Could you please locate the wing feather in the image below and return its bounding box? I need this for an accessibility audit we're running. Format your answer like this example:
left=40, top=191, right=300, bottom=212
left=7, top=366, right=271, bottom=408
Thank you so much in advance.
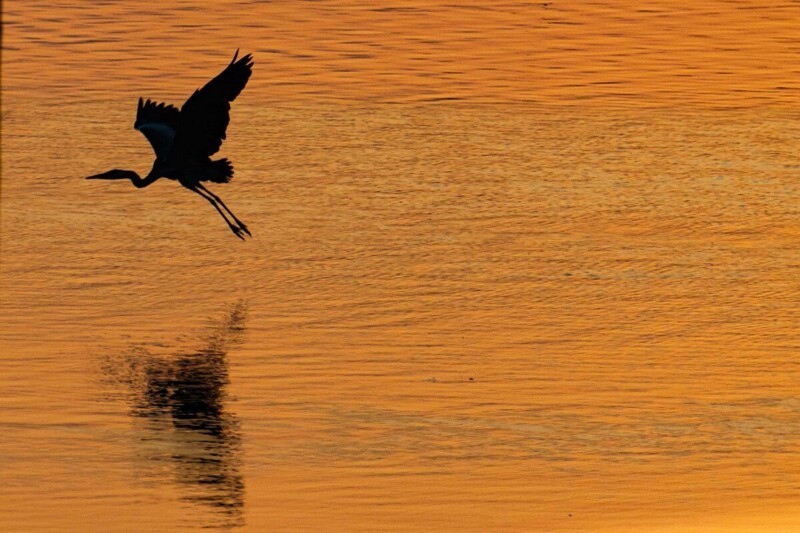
left=171, top=51, right=254, bottom=159
left=134, top=98, right=181, bottom=159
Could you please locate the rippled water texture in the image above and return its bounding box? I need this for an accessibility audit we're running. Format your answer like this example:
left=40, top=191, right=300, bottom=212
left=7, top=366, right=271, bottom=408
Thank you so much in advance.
left=2, top=1, right=800, bottom=531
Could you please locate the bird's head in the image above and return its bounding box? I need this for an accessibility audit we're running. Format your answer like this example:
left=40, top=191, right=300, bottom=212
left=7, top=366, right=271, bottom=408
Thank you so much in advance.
left=86, top=169, right=138, bottom=181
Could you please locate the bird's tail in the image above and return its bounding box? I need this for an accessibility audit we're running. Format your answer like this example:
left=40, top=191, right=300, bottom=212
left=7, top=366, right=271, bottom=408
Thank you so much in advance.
left=208, top=158, right=234, bottom=183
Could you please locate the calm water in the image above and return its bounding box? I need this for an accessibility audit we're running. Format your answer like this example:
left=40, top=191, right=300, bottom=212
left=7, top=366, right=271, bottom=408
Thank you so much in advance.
left=3, top=1, right=800, bottom=531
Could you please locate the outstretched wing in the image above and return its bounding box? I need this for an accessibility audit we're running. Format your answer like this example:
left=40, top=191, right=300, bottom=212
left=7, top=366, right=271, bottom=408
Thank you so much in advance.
left=134, top=98, right=181, bottom=159
left=171, top=50, right=254, bottom=159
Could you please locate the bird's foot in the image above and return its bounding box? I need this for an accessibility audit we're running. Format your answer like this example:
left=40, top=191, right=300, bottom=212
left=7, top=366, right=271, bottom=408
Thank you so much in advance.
left=238, top=222, right=252, bottom=237
left=230, top=224, right=247, bottom=241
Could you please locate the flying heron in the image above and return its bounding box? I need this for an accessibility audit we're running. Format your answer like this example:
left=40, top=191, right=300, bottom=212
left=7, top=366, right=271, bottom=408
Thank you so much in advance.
left=87, top=50, right=254, bottom=240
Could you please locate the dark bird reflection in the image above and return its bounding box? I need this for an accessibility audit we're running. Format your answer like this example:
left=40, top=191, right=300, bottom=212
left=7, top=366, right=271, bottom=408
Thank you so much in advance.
left=110, top=302, right=247, bottom=528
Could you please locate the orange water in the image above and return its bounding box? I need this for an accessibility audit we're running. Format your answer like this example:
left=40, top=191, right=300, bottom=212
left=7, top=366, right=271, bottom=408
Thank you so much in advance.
left=2, top=1, right=800, bottom=531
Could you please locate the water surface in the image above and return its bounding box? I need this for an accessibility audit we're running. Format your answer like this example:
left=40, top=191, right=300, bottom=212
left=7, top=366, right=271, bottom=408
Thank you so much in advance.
left=2, top=1, right=800, bottom=531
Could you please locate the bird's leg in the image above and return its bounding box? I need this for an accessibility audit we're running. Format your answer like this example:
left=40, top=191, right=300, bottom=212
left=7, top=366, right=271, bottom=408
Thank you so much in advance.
left=189, top=186, right=246, bottom=240
left=197, top=183, right=251, bottom=237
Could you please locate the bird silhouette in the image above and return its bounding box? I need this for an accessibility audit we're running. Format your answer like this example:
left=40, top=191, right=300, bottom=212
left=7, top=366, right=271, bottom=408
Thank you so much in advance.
left=87, top=50, right=254, bottom=240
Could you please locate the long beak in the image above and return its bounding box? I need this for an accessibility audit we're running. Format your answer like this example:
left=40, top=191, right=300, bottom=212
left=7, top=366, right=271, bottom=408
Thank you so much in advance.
left=86, top=170, right=127, bottom=180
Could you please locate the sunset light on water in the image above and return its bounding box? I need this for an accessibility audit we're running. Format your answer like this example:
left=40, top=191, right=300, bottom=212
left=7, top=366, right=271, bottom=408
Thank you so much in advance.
left=2, top=1, right=800, bottom=531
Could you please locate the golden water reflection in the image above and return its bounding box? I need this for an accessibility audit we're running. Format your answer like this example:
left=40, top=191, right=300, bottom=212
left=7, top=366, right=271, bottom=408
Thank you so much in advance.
left=106, top=303, right=247, bottom=528
left=3, top=0, right=800, bottom=531
left=3, top=0, right=799, bottom=107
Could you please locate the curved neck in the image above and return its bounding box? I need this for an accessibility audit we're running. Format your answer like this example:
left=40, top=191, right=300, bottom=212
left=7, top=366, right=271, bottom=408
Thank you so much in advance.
left=131, top=169, right=160, bottom=188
